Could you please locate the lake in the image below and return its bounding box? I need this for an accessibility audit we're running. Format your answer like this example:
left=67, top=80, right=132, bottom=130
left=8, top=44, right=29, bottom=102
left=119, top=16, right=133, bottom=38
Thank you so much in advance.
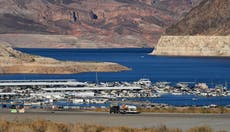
left=1, top=48, right=230, bottom=84
left=1, top=48, right=230, bottom=106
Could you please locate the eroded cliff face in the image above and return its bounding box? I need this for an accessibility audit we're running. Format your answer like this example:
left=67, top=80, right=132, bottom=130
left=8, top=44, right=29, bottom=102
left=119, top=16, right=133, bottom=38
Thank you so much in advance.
left=0, top=0, right=202, bottom=48
left=152, top=36, right=230, bottom=56
left=152, top=0, right=230, bottom=56
left=0, top=42, right=129, bottom=74
left=165, top=0, right=230, bottom=35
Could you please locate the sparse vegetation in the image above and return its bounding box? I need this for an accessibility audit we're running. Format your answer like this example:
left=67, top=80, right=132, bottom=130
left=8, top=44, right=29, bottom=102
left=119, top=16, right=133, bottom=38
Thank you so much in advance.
left=91, top=107, right=230, bottom=114
left=187, top=126, right=227, bottom=132
left=0, top=119, right=225, bottom=132
left=138, top=107, right=230, bottom=114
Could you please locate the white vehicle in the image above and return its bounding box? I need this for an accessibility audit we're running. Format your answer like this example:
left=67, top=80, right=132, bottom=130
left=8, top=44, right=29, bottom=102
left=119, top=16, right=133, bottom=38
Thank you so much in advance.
left=119, top=105, right=140, bottom=114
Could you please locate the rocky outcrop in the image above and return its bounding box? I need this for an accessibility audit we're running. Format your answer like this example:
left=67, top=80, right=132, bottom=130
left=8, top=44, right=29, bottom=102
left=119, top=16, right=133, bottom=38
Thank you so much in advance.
left=152, top=36, right=230, bottom=56
left=165, top=0, right=230, bottom=35
left=152, top=0, right=230, bottom=56
left=0, top=42, right=129, bottom=74
left=0, top=0, right=202, bottom=48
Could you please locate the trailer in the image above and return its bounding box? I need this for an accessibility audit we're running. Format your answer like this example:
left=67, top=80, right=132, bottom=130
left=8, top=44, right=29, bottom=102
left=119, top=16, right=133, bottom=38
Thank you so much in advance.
left=109, top=104, right=140, bottom=114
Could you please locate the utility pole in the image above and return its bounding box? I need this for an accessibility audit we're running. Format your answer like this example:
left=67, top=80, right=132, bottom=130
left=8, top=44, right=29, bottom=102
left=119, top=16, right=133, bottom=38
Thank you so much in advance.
left=96, top=72, right=99, bottom=86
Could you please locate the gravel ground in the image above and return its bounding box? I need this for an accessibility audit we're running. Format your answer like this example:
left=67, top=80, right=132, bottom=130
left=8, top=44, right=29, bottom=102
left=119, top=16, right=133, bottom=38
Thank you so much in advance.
left=0, top=110, right=229, bottom=131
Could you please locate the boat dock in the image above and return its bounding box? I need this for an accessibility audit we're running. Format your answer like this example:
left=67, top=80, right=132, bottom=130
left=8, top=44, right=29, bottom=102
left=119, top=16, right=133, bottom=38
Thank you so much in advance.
left=0, top=79, right=229, bottom=109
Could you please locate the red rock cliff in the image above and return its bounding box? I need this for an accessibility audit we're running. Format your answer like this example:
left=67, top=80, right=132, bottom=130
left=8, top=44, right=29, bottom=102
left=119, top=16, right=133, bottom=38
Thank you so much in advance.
left=0, top=0, right=202, bottom=48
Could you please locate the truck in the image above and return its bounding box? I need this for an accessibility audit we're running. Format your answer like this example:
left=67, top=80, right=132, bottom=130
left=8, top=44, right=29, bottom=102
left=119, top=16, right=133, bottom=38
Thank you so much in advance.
left=109, top=104, right=140, bottom=114
left=10, top=102, right=25, bottom=113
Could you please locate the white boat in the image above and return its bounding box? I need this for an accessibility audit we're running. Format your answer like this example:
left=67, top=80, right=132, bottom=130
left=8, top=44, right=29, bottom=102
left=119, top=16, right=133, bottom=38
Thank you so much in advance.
left=172, top=92, right=182, bottom=95
left=135, top=78, right=152, bottom=87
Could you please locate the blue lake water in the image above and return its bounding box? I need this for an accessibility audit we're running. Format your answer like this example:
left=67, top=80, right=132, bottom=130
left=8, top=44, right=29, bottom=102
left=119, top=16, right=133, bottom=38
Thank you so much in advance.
left=2, top=48, right=230, bottom=84
left=49, top=95, right=230, bottom=107
left=0, top=48, right=230, bottom=106
left=131, top=94, right=230, bottom=106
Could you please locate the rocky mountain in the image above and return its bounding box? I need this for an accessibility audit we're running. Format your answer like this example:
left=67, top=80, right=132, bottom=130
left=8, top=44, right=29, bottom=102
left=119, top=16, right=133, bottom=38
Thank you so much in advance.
left=152, top=0, right=230, bottom=56
left=165, top=0, right=230, bottom=35
left=0, top=0, right=201, bottom=48
left=0, top=42, right=128, bottom=74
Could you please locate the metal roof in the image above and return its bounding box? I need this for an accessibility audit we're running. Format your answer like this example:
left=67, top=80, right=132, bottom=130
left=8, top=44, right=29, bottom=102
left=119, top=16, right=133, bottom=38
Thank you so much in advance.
left=0, top=81, right=87, bottom=86
left=42, top=86, right=142, bottom=91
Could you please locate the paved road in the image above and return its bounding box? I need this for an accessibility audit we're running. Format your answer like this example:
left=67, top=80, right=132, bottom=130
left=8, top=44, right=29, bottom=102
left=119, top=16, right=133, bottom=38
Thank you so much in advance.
left=0, top=111, right=229, bottom=131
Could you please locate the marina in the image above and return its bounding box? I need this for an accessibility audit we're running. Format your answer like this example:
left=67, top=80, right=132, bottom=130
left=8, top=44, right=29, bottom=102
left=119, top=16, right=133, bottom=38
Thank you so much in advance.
left=0, top=1, right=229, bottom=131
left=0, top=48, right=230, bottom=111
left=0, top=79, right=230, bottom=111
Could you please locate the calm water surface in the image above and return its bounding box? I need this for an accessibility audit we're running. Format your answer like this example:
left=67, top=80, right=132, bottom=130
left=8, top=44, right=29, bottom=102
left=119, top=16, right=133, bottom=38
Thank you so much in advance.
left=1, top=48, right=229, bottom=84
left=1, top=48, right=230, bottom=106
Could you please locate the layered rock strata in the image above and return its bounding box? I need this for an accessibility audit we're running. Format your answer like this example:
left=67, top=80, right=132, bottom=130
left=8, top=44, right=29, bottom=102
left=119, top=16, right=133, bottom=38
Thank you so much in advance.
left=0, top=34, right=142, bottom=48
left=152, top=36, right=230, bottom=56
left=0, top=42, right=129, bottom=74
left=0, top=0, right=202, bottom=48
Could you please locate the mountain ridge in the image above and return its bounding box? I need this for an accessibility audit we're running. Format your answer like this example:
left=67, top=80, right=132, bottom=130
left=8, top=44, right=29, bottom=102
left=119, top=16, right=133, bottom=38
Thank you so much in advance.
left=0, top=0, right=201, bottom=48
left=152, top=0, right=230, bottom=56
left=165, top=0, right=230, bottom=35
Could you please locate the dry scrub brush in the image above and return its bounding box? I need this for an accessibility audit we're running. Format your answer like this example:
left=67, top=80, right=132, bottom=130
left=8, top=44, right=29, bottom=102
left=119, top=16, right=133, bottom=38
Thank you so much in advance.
left=0, top=119, right=226, bottom=132
left=139, top=107, right=230, bottom=113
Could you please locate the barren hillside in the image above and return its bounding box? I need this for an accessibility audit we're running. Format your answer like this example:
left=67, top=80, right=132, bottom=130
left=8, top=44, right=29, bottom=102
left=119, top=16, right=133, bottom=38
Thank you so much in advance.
left=152, top=0, right=230, bottom=56
left=165, top=0, right=230, bottom=35
left=0, top=42, right=128, bottom=74
left=0, top=0, right=201, bottom=48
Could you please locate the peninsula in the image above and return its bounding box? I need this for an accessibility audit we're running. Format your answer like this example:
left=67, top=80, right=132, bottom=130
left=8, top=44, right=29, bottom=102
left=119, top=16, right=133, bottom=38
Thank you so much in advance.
left=0, top=42, right=129, bottom=74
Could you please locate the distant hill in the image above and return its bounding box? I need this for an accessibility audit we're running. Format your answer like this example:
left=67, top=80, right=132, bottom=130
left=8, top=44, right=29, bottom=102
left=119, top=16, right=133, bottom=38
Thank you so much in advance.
left=165, top=0, right=230, bottom=35
left=0, top=0, right=201, bottom=48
